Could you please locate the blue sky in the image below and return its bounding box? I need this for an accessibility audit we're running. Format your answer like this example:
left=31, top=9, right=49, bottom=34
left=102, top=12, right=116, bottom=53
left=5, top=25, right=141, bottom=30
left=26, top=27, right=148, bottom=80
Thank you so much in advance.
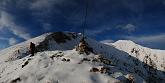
left=0, top=0, right=165, bottom=50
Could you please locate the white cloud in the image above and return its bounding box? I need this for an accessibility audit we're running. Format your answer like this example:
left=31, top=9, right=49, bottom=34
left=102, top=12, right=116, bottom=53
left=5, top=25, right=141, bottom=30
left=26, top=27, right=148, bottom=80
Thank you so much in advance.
left=29, top=0, right=66, bottom=16
left=0, top=11, right=31, bottom=40
left=121, top=0, right=144, bottom=13
left=124, top=34, right=165, bottom=49
left=163, top=0, right=165, bottom=5
left=87, top=26, right=112, bottom=36
left=125, top=34, right=165, bottom=43
left=30, top=0, right=55, bottom=10
left=117, top=24, right=136, bottom=32
left=87, top=23, right=136, bottom=36
left=43, top=23, right=52, bottom=31
left=9, top=38, right=17, bottom=45
left=0, top=37, right=8, bottom=40
left=100, top=39, right=114, bottom=43
left=0, top=42, right=8, bottom=50
left=0, top=37, right=18, bottom=46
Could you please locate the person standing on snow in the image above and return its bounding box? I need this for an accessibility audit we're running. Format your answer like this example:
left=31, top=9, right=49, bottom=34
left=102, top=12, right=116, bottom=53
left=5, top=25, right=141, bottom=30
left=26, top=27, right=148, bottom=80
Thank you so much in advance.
left=29, top=42, right=36, bottom=57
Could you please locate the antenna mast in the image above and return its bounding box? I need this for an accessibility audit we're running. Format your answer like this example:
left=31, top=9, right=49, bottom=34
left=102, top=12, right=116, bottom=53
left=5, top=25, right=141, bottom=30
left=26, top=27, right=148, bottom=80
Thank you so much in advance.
left=82, top=0, right=88, bottom=38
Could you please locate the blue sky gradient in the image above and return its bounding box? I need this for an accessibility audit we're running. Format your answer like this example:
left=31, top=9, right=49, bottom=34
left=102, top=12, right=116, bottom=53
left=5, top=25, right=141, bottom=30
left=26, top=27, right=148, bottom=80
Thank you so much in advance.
left=0, top=0, right=165, bottom=50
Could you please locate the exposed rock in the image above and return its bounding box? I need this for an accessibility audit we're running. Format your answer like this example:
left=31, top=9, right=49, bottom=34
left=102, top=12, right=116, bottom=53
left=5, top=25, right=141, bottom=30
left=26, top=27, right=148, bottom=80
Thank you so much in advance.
left=50, top=52, right=64, bottom=60
left=66, top=59, right=70, bottom=62
left=100, top=66, right=110, bottom=74
left=90, top=66, right=110, bottom=74
left=36, top=32, right=77, bottom=52
left=76, top=38, right=93, bottom=55
left=22, top=61, right=29, bottom=68
left=82, top=58, right=91, bottom=61
left=10, top=77, right=21, bottom=83
left=90, top=67, right=100, bottom=72
left=22, top=58, right=32, bottom=68
left=126, top=74, right=135, bottom=83
left=62, top=58, right=67, bottom=61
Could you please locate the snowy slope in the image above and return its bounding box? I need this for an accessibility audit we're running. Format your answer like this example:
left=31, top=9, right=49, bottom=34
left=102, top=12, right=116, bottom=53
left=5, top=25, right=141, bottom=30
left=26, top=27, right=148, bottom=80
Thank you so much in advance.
left=0, top=32, right=80, bottom=62
left=103, top=40, right=165, bottom=82
left=112, top=40, right=165, bottom=71
left=0, top=32, right=164, bottom=83
left=0, top=50, right=122, bottom=83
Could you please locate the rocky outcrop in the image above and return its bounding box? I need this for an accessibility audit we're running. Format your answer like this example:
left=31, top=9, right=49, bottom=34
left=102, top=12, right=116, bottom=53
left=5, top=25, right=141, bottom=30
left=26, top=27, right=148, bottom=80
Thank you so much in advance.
left=76, top=38, right=93, bottom=55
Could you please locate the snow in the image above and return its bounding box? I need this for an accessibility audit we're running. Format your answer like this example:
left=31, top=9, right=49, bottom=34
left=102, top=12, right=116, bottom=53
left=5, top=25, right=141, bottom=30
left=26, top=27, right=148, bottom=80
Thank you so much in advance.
left=0, top=32, right=165, bottom=83
left=0, top=33, right=51, bottom=63
left=111, top=40, right=165, bottom=71
left=0, top=50, right=124, bottom=83
left=103, top=40, right=165, bottom=82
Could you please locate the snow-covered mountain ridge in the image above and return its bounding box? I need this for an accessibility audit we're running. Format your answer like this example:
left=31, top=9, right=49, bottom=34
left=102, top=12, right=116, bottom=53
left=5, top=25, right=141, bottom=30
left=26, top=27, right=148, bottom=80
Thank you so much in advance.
left=0, top=32, right=165, bottom=83
left=111, top=40, right=165, bottom=71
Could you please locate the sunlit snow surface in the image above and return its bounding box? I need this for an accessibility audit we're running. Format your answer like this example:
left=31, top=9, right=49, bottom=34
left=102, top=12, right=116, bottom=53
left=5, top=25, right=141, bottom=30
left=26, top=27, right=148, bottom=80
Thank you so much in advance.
left=0, top=32, right=164, bottom=83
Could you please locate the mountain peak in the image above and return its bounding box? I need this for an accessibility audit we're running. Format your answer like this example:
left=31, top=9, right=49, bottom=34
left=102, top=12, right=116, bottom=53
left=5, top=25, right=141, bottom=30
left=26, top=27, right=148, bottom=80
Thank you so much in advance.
left=0, top=32, right=165, bottom=83
left=114, top=40, right=136, bottom=45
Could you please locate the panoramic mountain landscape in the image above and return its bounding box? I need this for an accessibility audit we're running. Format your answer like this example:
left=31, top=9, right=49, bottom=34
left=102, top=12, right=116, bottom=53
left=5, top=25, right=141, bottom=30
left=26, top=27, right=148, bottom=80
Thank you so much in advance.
left=0, top=0, right=165, bottom=83
left=0, top=32, right=164, bottom=83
